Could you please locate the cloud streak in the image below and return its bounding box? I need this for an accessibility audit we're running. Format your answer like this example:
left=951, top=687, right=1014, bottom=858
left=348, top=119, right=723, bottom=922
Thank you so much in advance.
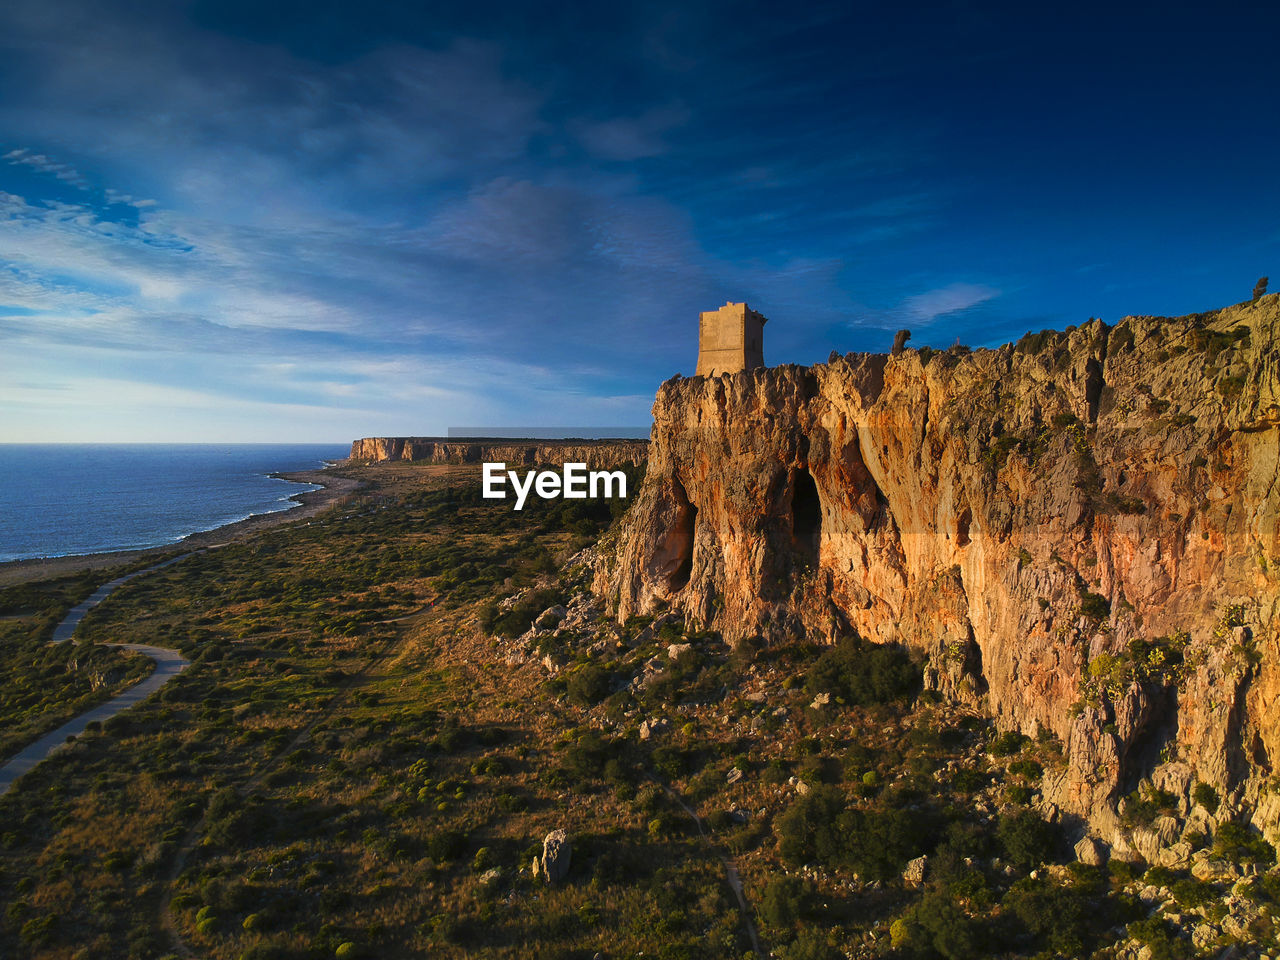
left=899, top=283, right=1001, bottom=324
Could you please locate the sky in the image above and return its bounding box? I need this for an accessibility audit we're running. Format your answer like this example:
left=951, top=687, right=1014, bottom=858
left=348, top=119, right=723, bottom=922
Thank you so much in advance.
left=1, top=0, right=1277, bottom=442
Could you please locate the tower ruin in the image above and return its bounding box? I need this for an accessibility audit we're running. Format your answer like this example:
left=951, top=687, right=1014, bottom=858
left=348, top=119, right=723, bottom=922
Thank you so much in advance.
left=694, top=301, right=767, bottom=377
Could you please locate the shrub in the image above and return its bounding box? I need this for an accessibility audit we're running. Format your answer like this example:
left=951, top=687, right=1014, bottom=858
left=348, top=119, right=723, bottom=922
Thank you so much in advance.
left=758, top=875, right=808, bottom=930
left=892, top=890, right=984, bottom=960
left=804, top=634, right=920, bottom=706
left=996, top=808, right=1059, bottom=869
left=651, top=745, right=687, bottom=779
left=782, top=928, right=840, bottom=960
left=1079, top=591, right=1110, bottom=622
left=1213, top=822, right=1275, bottom=864
left=1008, top=758, right=1043, bottom=780
left=1127, top=916, right=1194, bottom=960
left=775, top=785, right=941, bottom=880
left=1218, top=375, right=1246, bottom=398
left=1170, top=877, right=1215, bottom=908
left=1192, top=781, right=1219, bottom=812
left=950, top=767, right=988, bottom=792
left=1004, top=875, right=1093, bottom=956
left=989, top=730, right=1028, bottom=756
left=425, top=830, right=466, bottom=863
left=19, top=914, right=57, bottom=946
left=566, top=664, right=611, bottom=706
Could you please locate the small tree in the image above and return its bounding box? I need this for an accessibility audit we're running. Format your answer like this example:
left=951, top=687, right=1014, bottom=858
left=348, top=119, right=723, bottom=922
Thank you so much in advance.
left=1254, top=276, right=1269, bottom=301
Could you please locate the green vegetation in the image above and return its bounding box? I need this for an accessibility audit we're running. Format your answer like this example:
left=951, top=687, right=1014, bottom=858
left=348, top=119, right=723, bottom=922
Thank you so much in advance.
left=1081, top=633, right=1189, bottom=706
left=803, top=633, right=920, bottom=706
left=1190, top=324, right=1251, bottom=361
left=0, top=567, right=158, bottom=757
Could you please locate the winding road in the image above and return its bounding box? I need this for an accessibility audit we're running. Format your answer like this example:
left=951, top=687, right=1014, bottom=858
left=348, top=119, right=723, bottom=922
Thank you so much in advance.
left=0, top=555, right=193, bottom=798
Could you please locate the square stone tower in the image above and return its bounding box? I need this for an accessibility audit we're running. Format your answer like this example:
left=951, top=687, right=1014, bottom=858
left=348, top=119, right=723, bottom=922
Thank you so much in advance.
left=695, top=301, right=767, bottom=376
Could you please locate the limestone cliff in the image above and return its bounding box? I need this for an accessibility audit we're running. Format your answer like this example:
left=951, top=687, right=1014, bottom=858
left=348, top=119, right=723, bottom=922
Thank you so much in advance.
left=350, top=437, right=647, bottom=469
left=595, top=295, right=1280, bottom=844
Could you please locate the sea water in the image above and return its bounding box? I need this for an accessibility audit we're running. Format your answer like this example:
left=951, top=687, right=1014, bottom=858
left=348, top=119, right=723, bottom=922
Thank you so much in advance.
left=0, top=444, right=350, bottom=562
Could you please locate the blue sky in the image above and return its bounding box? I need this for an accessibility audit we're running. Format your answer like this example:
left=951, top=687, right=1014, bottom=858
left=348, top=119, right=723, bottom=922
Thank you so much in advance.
left=1, top=0, right=1277, bottom=441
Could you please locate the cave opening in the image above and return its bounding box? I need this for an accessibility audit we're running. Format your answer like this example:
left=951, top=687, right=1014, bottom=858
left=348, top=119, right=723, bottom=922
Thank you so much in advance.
left=668, top=477, right=697, bottom=591
left=792, top=468, right=822, bottom=559
left=956, top=506, right=972, bottom=548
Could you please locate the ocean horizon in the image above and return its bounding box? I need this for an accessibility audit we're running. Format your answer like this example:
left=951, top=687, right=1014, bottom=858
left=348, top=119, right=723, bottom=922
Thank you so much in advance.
left=0, top=443, right=350, bottom=563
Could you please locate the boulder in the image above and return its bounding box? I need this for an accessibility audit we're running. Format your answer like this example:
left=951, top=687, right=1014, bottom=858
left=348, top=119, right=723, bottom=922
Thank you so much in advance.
left=902, top=855, right=928, bottom=884
left=1155, top=841, right=1193, bottom=870
left=539, top=829, right=572, bottom=883
left=535, top=605, right=568, bottom=629
left=1191, top=857, right=1239, bottom=882
left=639, top=718, right=668, bottom=741
left=667, top=643, right=693, bottom=661
left=1074, top=836, right=1109, bottom=866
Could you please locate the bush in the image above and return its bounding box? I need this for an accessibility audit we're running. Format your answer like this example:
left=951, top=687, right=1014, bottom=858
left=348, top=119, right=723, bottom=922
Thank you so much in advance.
left=775, top=785, right=941, bottom=880
left=1122, top=786, right=1179, bottom=826
left=650, top=745, right=687, bottom=779
left=1192, top=781, right=1220, bottom=812
left=1008, top=758, right=1043, bottom=779
left=758, top=875, right=808, bottom=930
left=989, top=731, right=1028, bottom=756
left=1127, top=916, right=1194, bottom=960
left=1004, top=875, right=1098, bottom=955
left=804, top=634, right=920, bottom=706
left=425, top=830, right=466, bottom=862
left=566, top=664, right=611, bottom=706
left=1079, top=591, right=1110, bottom=622
left=1169, top=877, right=1215, bottom=908
left=781, top=928, right=840, bottom=960
left=892, top=890, right=984, bottom=960
left=996, top=809, right=1059, bottom=870
left=1213, top=822, right=1275, bottom=864
left=19, top=914, right=57, bottom=946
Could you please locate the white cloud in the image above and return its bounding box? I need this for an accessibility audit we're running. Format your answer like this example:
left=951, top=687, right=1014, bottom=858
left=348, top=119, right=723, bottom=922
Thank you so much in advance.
left=900, top=282, right=1000, bottom=323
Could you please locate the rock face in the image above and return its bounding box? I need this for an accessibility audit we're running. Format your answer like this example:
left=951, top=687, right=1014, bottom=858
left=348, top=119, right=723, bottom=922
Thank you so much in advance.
left=538, top=829, right=571, bottom=883
left=349, top=437, right=647, bottom=469
left=596, top=295, right=1280, bottom=836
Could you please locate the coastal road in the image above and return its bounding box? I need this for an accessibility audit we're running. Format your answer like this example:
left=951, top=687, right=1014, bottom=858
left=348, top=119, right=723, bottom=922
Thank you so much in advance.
left=0, top=644, right=189, bottom=797
left=0, top=554, right=195, bottom=797
left=50, top=553, right=191, bottom=643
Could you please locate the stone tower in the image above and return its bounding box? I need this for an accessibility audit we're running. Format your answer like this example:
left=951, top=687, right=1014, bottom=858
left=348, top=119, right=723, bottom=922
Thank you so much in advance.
left=695, top=301, right=767, bottom=377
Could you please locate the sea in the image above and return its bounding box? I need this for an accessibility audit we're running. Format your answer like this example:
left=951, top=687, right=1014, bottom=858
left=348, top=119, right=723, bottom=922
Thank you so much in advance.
left=0, top=444, right=351, bottom=563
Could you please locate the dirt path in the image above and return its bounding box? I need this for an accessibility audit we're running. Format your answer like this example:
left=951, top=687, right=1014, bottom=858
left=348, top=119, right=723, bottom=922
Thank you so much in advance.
left=656, top=779, right=767, bottom=958
left=0, top=644, right=189, bottom=797
left=51, top=553, right=192, bottom=642
left=0, top=550, right=197, bottom=796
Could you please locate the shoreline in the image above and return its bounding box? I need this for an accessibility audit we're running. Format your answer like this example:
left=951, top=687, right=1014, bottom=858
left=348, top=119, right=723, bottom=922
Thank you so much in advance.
left=0, top=465, right=363, bottom=587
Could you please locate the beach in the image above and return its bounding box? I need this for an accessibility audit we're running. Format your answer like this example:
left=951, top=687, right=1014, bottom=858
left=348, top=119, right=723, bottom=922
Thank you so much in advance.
left=0, top=467, right=363, bottom=587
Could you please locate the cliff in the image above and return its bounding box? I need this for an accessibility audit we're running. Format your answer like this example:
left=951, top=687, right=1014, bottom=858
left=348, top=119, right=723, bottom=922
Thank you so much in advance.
left=596, top=295, right=1280, bottom=844
left=349, top=437, right=648, bottom=469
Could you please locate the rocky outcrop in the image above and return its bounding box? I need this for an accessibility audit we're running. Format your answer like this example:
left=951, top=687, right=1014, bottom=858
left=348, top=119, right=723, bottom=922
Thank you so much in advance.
left=349, top=437, right=647, bottom=469
left=596, top=295, right=1280, bottom=837
left=532, top=829, right=571, bottom=883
